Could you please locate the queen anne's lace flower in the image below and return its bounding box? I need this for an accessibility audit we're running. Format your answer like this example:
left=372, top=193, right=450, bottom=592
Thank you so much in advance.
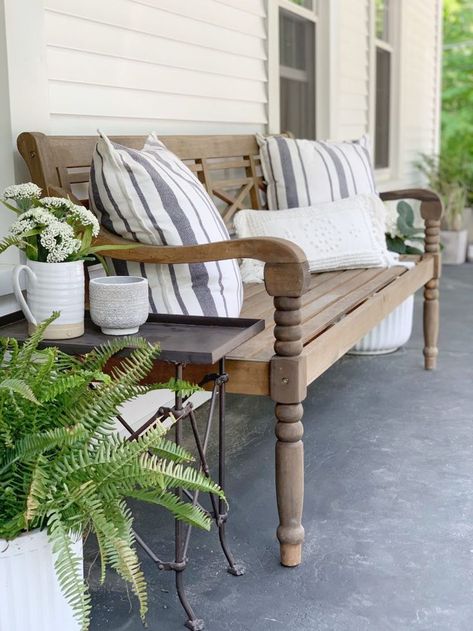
left=68, top=205, right=100, bottom=236
left=20, top=208, right=58, bottom=226
left=40, top=196, right=75, bottom=209
left=41, top=197, right=100, bottom=237
left=9, top=218, right=35, bottom=237
left=39, top=221, right=81, bottom=263
left=3, top=183, right=42, bottom=201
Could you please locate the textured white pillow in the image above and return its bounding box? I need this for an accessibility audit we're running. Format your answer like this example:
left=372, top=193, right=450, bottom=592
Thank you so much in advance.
left=89, top=132, right=243, bottom=317
left=234, top=194, right=393, bottom=283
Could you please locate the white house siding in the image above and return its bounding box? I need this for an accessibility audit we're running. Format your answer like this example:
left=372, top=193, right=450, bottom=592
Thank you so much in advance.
left=336, top=0, right=371, bottom=142
left=44, top=0, right=267, bottom=135
left=333, top=0, right=441, bottom=190
left=397, top=0, right=442, bottom=187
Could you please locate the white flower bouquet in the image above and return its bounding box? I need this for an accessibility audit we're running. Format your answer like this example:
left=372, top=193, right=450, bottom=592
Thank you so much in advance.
left=1, top=183, right=127, bottom=264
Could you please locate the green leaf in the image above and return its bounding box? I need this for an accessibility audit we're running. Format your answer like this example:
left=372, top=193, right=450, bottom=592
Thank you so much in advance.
left=386, top=235, right=407, bottom=254
left=397, top=201, right=415, bottom=227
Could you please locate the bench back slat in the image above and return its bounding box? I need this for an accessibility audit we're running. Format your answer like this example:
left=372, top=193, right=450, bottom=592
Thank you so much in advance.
left=17, top=132, right=267, bottom=229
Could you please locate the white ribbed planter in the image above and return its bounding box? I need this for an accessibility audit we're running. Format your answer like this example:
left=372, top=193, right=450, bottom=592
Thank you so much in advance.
left=0, top=529, right=82, bottom=631
left=350, top=295, right=414, bottom=355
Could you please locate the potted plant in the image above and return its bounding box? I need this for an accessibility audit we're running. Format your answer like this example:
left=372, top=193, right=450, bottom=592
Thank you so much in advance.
left=0, top=184, right=131, bottom=339
left=0, top=314, right=223, bottom=631
left=415, top=153, right=467, bottom=264
left=351, top=201, right=423, bottom=354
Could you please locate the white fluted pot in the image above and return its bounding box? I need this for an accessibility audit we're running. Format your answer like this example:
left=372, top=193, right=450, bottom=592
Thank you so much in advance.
left=0, top=529, right=82, bottom=631
left=350, top=295, right=414, bottom=355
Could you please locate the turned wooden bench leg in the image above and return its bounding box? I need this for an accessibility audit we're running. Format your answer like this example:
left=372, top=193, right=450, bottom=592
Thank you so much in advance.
left=422, top=215, right=441, bottom=370
left=275, top=401, right=305, bottom=567
left=264, top=259, right=310, bottom=567
left=423, top=278, right=439, bottom=370
left=271, top=295, right=307, bottom=567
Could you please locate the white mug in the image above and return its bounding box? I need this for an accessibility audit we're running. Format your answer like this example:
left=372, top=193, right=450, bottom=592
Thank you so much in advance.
left=12, top=259, right=85, bottom=339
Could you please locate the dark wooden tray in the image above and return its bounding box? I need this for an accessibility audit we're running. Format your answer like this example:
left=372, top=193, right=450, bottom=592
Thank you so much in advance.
left=0, top=311, right=265, bottom=365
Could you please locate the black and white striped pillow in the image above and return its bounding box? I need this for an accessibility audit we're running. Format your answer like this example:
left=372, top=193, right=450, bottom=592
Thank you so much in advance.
left=257, top=134, right=377, bottom=209
left=89, top=133, right=243, bottom=317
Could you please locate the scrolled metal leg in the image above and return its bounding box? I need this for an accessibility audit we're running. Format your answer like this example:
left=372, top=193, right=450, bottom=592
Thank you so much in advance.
left=174, top=364, right=204, bottom=631
left=216, top=360, right=245, bottom=576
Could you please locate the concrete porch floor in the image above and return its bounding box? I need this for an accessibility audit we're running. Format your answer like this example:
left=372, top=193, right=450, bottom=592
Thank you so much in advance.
left=88, top=264, right=473, bottom=631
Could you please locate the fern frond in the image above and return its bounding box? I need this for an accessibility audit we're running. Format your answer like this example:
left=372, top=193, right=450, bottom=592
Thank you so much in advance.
left=149, top=437, right=194, bottom=462
left=0, top=425, right=88, bottom=474
left=48, top=511, right=91, bottom=631
left=149, top=377, right=202, bottom=398
left=25, top=455, right=49, bottom=522
left=38, top=372, right=103, bottom=403
left=128, top=488, right=212, bottom=530
left=80, top=336, right=153, bottom=372
left=81, top=496, right=148, bottom=620
left=0, top=378, right=39, bottom=404
left=141, top=457, right=225, bottom=500
left=13, top=313, right=60, bottom=373
left=0, top=235, right=28, bottom=256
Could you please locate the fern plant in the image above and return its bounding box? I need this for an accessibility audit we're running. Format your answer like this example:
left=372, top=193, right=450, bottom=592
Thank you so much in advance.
left=0, top=314, right=224, bottom=630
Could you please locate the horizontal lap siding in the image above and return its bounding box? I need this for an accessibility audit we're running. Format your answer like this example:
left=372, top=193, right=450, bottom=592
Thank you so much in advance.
left=337, top=0, right=370, bottom=140
left=44, top=0, right=267, bottom=135
left=398, top=0, right=440, bottom=186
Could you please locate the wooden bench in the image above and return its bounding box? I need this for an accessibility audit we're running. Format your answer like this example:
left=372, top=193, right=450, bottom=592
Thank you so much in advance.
left=18, top=131, right=442, bottom=568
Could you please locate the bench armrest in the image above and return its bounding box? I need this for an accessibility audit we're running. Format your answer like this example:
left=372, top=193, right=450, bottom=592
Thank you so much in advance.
left=379, top=188, right=443, bottom=221
left=380, top=188, right=442, bottom=276
left=94, top=228, right=310, bottom=298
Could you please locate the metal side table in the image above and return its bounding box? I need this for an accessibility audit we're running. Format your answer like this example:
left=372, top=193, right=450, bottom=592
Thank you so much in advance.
left=0, top=311, right=264, bottom=630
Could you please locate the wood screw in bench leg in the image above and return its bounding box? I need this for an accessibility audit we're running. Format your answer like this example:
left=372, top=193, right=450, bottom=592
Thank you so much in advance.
left=272, top=295, right=305, bottom=567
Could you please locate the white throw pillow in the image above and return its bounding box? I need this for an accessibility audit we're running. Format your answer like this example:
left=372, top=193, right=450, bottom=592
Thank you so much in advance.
left=89, top=132, right=243, bottom=317
left=234, top=194, right=393, bottom=283
left=257, top=134, right=376, bottom=209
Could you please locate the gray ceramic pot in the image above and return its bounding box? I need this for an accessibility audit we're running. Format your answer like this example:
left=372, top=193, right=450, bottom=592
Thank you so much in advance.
left=89, top=276, right=149, bottom=335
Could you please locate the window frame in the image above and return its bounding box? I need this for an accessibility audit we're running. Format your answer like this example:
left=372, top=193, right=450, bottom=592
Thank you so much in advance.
left=370, top=0, right=401, bottom=182
left=267, top=0, right=323, bottom=138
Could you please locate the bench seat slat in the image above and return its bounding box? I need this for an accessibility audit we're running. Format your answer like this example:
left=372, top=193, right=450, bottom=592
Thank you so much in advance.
left=230, top=263, right=418, bottom=362
left=240, top=270, right=349, bottom=319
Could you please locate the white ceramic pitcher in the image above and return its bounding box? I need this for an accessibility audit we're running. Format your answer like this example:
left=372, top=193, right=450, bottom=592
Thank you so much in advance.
left=12, top=259, right=85, bottom=339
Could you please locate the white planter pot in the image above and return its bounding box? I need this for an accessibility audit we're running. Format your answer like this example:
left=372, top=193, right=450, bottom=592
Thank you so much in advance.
left=350, top=295, right=414, bottom=355
left=0, top=529, right=82, bottom=631
left=12, top=259, right=85, bottom=339
left=441, top=229, right=468, bottom=264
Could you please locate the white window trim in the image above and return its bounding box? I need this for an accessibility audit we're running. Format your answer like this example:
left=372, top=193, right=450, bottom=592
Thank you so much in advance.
left=267, top=0, right=335, bottom=139
left=369, top=0, right=402, bottom=184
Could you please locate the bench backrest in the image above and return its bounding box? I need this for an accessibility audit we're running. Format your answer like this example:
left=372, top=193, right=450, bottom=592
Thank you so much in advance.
left=17, top=132, right=267, bottom=230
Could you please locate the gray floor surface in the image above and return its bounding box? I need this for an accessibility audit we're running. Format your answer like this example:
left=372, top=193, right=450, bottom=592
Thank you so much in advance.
left=88, top=264, right=473, bottom=631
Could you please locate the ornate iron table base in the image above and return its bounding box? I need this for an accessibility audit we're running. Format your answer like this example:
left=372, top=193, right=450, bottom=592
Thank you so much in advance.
left=117, top=358, right=244, bottom=630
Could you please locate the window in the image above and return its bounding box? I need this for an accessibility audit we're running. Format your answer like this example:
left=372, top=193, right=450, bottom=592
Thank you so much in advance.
left=374, top=0, right=393, bottom=169
left=278, top=2, right=317, bottom=139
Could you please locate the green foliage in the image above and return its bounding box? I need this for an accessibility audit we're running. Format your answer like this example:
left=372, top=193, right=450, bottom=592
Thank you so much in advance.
left=0, top=314, right=220, bottom=630
left=386, top=201, right=425, bottom=256
left=441, top=0, right=473, bottom=204
left=414, top=153, right=466, bottom=230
